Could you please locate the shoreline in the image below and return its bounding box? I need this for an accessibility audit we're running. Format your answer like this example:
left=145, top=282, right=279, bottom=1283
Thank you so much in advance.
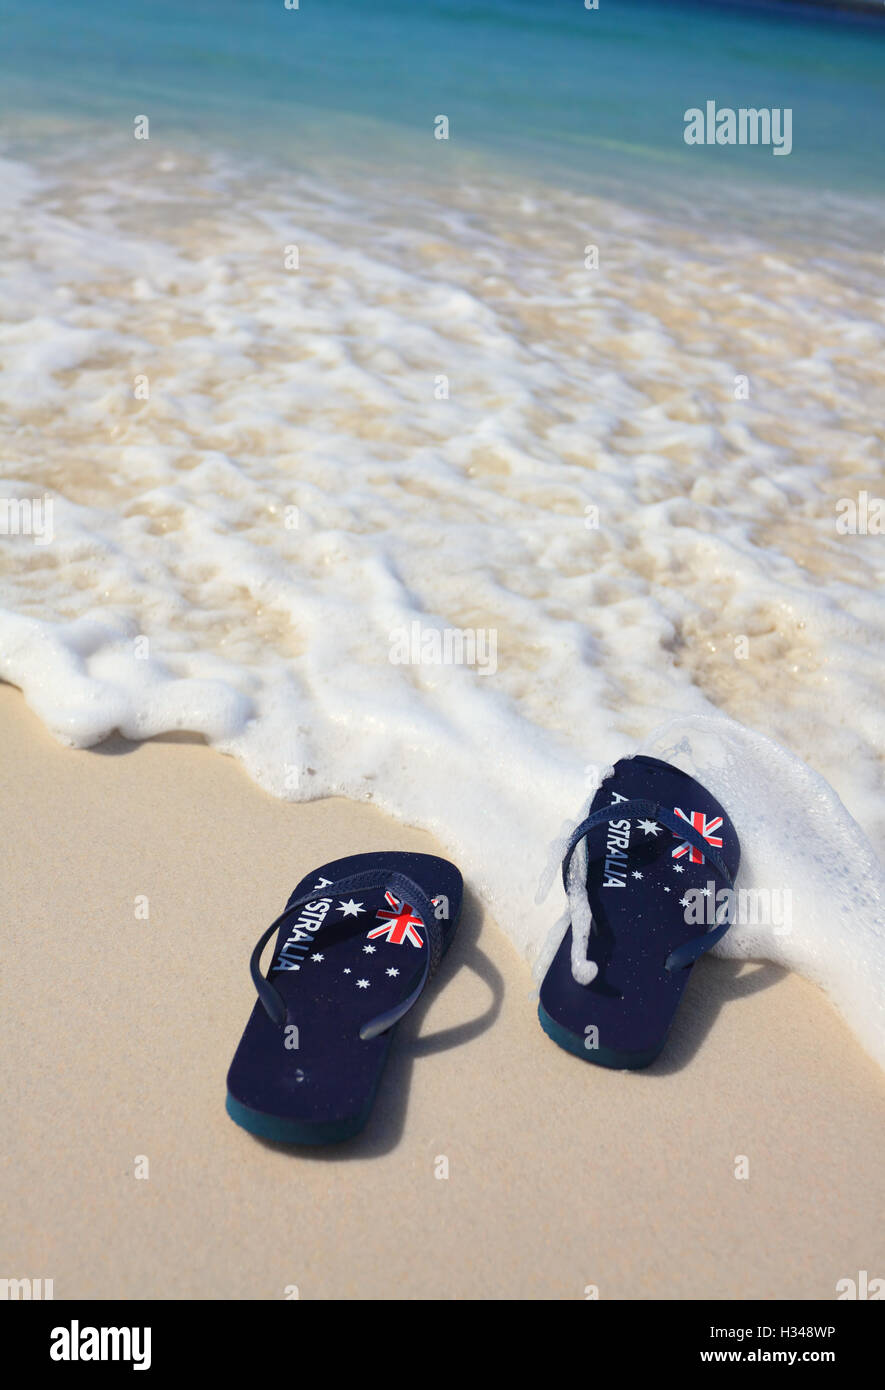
left=2, top=681, right=883, bottom=1299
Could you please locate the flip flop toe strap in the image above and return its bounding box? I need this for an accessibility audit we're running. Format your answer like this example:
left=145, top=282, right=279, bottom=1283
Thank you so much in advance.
left=560, top=797, right=736, bottom=975
left=249, top=870, right=443, bottom=1039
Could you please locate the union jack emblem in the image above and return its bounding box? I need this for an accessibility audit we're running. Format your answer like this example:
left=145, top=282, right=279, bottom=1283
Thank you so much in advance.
left=671, top=807, right=723, bottom=864
left=367, top=892, right=425, bottom=948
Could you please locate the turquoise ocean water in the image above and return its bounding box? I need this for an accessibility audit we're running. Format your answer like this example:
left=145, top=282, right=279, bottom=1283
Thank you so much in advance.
left=1, top=0, right=883, bottom=211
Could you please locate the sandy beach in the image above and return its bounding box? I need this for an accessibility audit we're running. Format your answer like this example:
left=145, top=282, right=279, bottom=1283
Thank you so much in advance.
left=2, top=681, right=882, bottom=1301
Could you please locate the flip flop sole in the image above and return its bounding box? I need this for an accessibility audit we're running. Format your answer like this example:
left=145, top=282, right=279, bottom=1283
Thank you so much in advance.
left=539, top=756, right=740, bottom=1067
left=225, top=1090, right=380, bottom=1145
left=226, top=851, right=462, bottom=1143
left=536, top=1000, right=664, bottom=1071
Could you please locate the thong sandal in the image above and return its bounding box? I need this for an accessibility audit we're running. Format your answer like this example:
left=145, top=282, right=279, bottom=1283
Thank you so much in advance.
left=538, top=755, right=740, bottom=1069
left=226, top=851, right=462, bottom=1142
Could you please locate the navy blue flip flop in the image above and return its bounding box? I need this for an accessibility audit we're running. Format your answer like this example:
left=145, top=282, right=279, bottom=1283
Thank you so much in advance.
left=226, top=851, right=462, bottom=1143
left=538, top=755, right=740, bottom=1069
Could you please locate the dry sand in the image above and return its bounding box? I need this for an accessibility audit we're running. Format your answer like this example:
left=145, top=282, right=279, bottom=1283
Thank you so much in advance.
left=1, top=681, right=882, bottom=1300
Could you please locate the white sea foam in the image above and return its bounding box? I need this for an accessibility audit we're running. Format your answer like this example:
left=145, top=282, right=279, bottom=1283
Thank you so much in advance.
left=0, top=142, right=883, bottom=1063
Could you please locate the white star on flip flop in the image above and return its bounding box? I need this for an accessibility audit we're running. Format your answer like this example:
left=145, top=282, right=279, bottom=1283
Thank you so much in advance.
left=631, top=871, right=643, bottom=880
left=363, top=944, right=376, bottom=954
left=664, top=886, right=671, bottom=893
left=337, top=899, right=365, bottom=917
left=637, top=819, right=661, bottom=836
left=386, top=967, right=399, bottom=977
left=343, top=968, right=351, bottom=974
left=673, top=864, right=684, bottom=873
left=679, top=895, right=691, bottom=907
left=356, top=979, right=370, bottom=989
left=310, top=953, right=324, bottom=962
left=700, top=887, right=711, bottom=897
